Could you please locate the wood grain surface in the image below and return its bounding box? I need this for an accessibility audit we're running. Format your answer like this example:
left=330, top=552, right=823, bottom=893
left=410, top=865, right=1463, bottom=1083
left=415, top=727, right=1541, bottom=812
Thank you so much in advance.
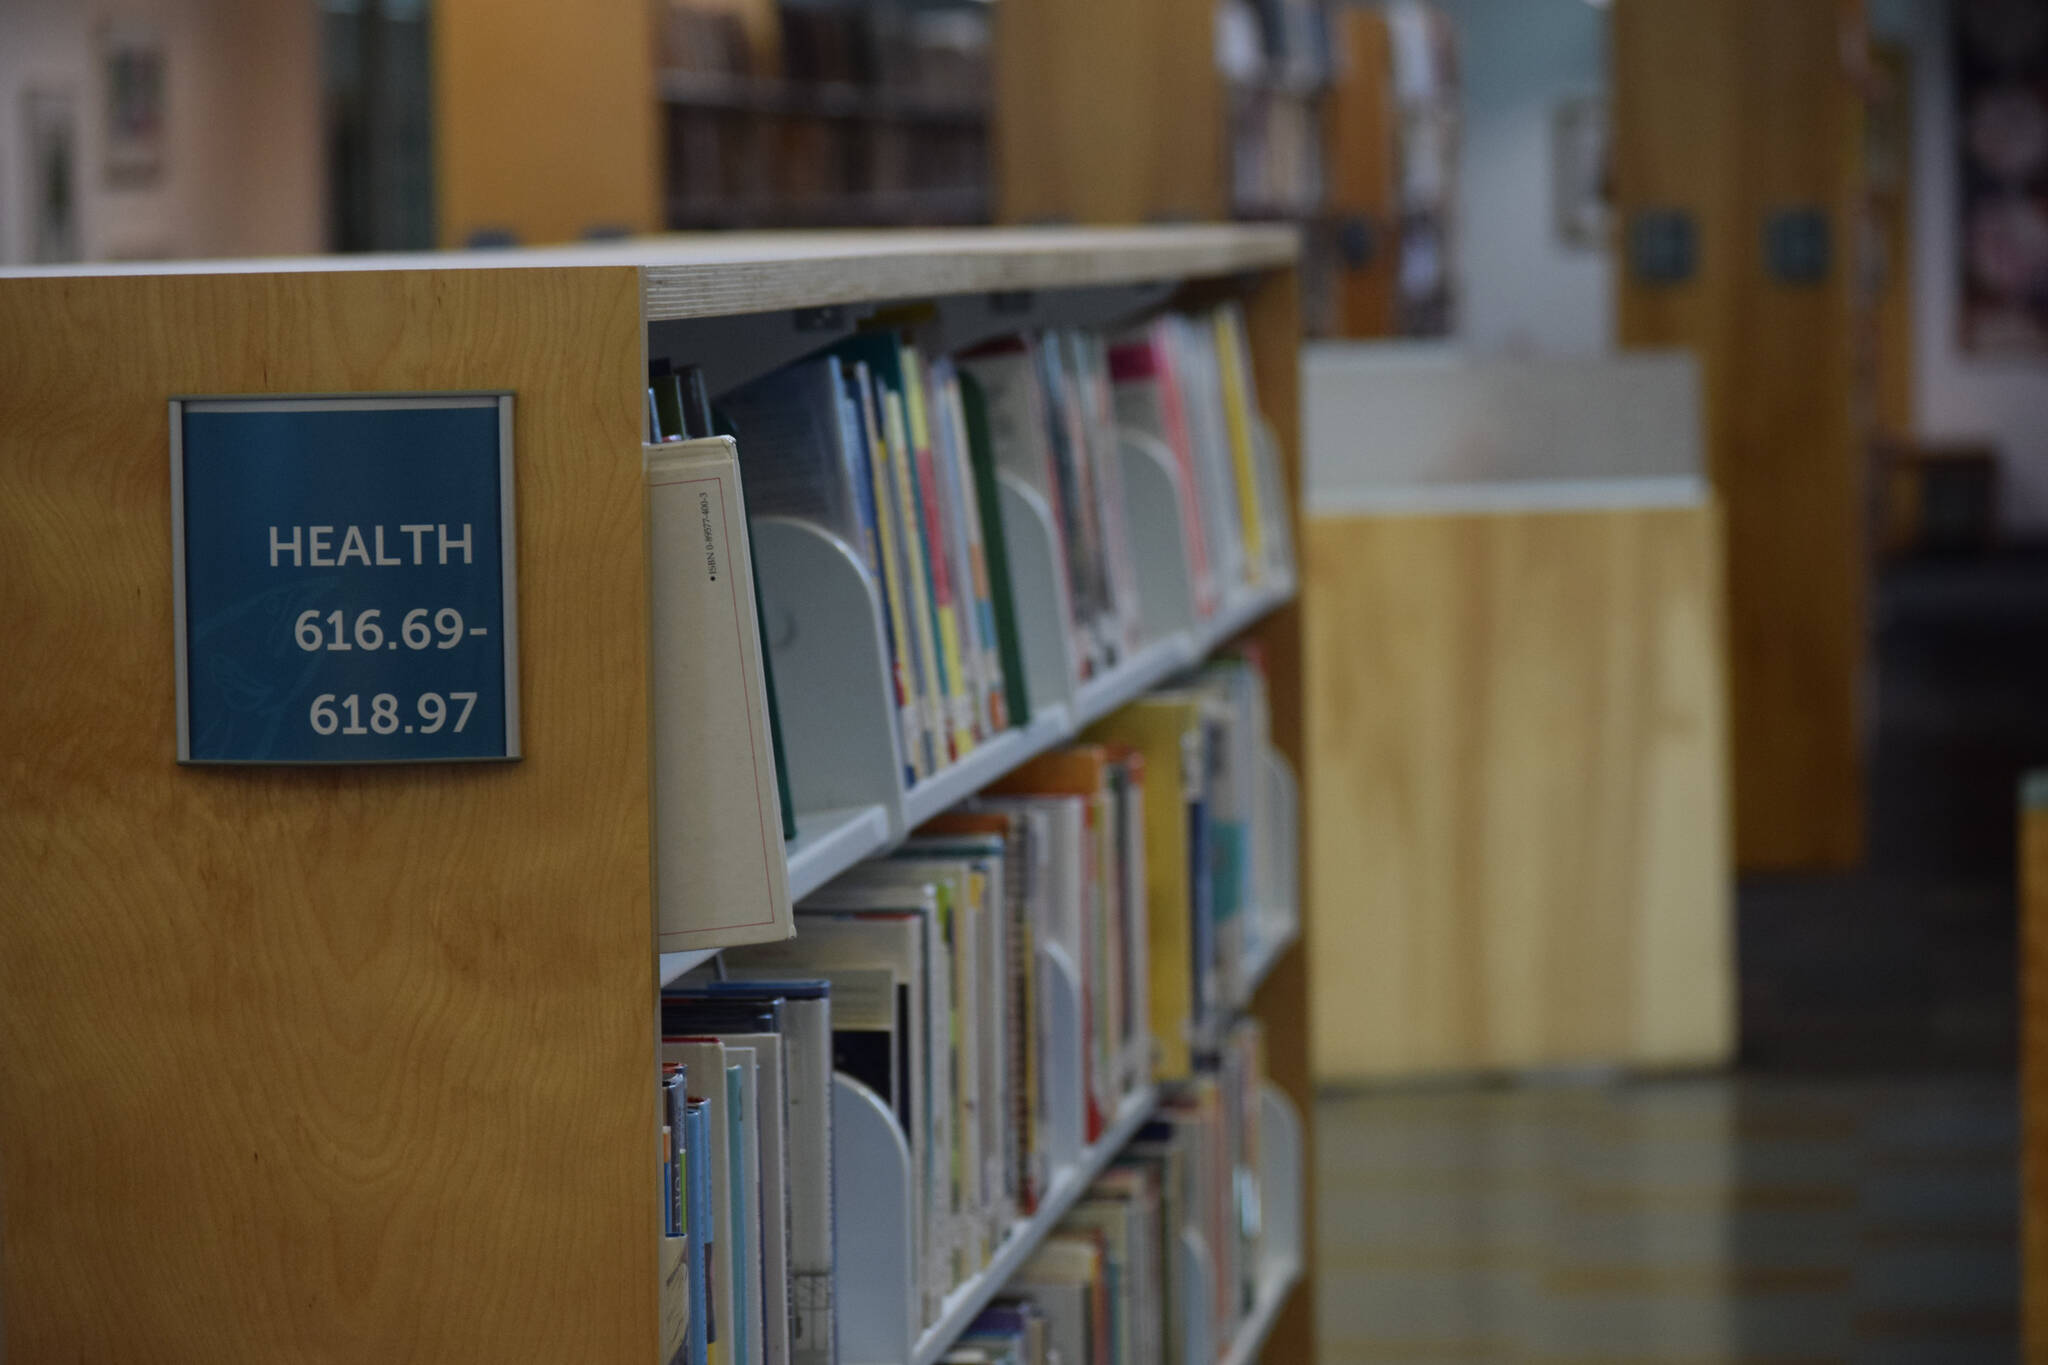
left=994, top=0, right=1227, bottom=225
left=2026, top=780, right=2048, bottom=1364
left=1614, top=0, right=1867, bottom=870
left=1240, top=267, right=1318, bottom=1365
left=1324, top=7, right=1399, bottom=339
left=434, top=0, right=659, bottom=246
left=0, top=266, right=659, bottom=1362
left=2, top=225, right=1299, bottom=327
left=1305, top=502, right=1735, bottom=1080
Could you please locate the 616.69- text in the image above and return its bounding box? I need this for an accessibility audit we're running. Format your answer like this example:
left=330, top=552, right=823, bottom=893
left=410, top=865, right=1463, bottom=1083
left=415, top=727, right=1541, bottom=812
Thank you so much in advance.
left=296, top=607, right=481, bottom=652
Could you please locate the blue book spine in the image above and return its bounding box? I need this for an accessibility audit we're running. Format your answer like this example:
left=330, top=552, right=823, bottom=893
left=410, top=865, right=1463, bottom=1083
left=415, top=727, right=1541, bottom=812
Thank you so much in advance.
left=1189, top=794, right=1215, bottom=1030
left=684, top=1099, right=712, bottom=1365
left=725, top=1065, right=750, bottom=1365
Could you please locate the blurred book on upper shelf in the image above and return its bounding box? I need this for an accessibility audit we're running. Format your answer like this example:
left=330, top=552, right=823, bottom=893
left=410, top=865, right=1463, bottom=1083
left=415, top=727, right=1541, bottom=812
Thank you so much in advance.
left=656, top=0, right=990, bottom=231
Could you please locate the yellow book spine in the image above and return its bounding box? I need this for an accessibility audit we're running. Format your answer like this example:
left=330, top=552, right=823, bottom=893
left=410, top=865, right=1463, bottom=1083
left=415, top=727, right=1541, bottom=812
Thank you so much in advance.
left=1085, top=701, right=1201, bottom=1080
left=903, top=347, right=979, bottom=760
left=858, top=373, right=925, bottom=781
left=1213, top=310, right=1266, bottom=584
left=884, top=390, right=951, bottom=770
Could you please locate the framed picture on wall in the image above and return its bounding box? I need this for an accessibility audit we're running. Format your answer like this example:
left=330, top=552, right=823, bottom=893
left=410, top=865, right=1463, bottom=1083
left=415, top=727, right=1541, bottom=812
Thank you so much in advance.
left=103, top=22, right=166, bottom=188
left=1553, top=95, right=1610, bottom=252
left=1955, top=0, right=2048, bottom=356
left=23, top=89, right=80, bottom=264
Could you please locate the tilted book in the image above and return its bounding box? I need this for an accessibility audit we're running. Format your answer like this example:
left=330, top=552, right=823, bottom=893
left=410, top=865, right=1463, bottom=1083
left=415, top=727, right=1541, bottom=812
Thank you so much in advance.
left=647, top=437, right=794, bottom=949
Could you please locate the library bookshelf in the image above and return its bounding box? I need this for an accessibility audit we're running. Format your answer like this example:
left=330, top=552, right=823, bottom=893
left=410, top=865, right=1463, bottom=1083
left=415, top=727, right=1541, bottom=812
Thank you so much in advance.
left=0, top=225, right=1313, bottom=1365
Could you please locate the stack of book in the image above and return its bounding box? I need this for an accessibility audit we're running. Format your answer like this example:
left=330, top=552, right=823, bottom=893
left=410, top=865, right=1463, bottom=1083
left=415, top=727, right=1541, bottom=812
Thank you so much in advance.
left=1086, top=646, right=1294, bottom=1077
left=721, top=332, right=1030, bottom=787
left=653, top=639, right=1293, bottom=1362
left=709, top=734, right=1155, bottom=1335
left=659, top=982, right=839, bottom=1365
left=1104, top=305, right=1295, bottom=621
left=640, top=290, right=1298, bottom=1363
left=993, top=1017, right=1271, bottom=1365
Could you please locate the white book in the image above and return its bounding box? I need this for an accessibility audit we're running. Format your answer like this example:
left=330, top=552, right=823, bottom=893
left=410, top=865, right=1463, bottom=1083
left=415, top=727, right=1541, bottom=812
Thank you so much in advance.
left=805, top=874, right=956, bottom=1323
left=723, top=1033, right=792, bottom=1365
left=646, top=437, right=793, bottom=950
left=1166, top=318, right=1250, bottom=599
left=730, top=908, right=936, bottom=1326
left=724, top=1050, right=766, bottom=1365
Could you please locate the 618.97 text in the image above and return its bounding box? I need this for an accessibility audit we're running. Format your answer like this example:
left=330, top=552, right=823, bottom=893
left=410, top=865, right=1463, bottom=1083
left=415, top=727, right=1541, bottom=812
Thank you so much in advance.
left=310, top=691, right=476, bottom=736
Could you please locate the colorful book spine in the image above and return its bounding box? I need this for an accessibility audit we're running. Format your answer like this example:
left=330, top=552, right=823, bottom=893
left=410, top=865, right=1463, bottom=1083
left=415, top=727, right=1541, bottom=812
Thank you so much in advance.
left=901, top=344, right=979, bottom=762
left=935, top=360, right=1009, bottom=734
left=1212, top=306, right=1267, bottom=583
left=684, top=1098, right=712, bottom=1365
left=849, top=362, right=923, bottom=785
left=883, top=387, right=953, bottom=773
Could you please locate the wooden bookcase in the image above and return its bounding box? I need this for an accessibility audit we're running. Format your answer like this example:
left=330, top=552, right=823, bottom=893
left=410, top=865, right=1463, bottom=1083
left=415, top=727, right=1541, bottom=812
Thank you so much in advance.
left=0, top=226, right=1314, bottom=1365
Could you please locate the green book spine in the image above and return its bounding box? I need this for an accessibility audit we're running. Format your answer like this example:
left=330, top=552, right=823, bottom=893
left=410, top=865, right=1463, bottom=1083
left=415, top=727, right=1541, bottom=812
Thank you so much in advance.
left=717, top=409, right=800, bottom=844
left=957, top=371, right=1031, bottom=728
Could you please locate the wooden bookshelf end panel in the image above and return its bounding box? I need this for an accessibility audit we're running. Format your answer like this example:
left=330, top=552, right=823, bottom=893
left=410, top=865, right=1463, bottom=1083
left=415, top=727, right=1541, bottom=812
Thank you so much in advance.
left=0, top=266, right=660, bottom=1363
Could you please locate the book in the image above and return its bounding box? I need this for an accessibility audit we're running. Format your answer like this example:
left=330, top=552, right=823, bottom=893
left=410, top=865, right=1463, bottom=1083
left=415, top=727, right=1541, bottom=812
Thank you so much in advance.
left=725, top=1053, right=766, bottom=1365
left=1109, top=322, right=1219, bottom=619
left=901, top=344, right=980, bottom=762
left=1084, top=698, right=1209, bottom=1079
left=685, top=1098, right=714, bottom=1365
left=1211, top=304, right=1267, bottom=584
left=665, top=981, right=837, bottom=1365
left=646, top=436, right=794, bottom=950
left=955, top=371, right=1032, bottom=728
left=664, top=1040, right=735, bottom=1365
left=1008, top=1235, right=1106, bottom=1365
left=850, top=360, right=928, bottom=784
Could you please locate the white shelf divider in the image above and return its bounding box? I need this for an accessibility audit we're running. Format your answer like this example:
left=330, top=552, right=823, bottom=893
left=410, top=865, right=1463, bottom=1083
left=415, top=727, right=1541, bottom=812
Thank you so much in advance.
left=997, top=471, right=1082, bottom=721
left=1215, top=1257, right=1303, bottom=1365
left=752, top=516, right=908, bottom=832
left=1118, top=429, right=1200, bottom=638
left=1214, top=1082, right=1306, bottom=1365
left=1230, top=747, right=1301, bottom=1012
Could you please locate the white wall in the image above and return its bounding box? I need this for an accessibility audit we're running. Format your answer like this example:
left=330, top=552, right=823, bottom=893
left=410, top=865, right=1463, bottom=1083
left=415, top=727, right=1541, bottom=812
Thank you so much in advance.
left=1889, top=0, right=2048, bottom=534
left=0, top=0, right=324, bottom=264
left=1431, top=0, right=1614, bottom=356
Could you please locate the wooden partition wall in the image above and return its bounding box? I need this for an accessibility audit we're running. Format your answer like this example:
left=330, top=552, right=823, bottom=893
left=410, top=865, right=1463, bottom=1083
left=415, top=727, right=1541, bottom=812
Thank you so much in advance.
left=1612, top=0, right=1869, bottom=870
left=433, top=0, right=660, bottom=245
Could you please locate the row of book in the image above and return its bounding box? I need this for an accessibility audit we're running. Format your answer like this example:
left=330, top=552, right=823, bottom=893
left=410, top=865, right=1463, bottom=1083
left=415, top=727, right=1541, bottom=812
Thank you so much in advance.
left=656, top=0, right=991, bottom=229
left=649, top=303, right=1292, bottom=817
left=653, top=643, right=1295, bottom=1364
left=965, top=1020, right=1272, bottom=1365
left=659, top=981, right=837, bottom=1365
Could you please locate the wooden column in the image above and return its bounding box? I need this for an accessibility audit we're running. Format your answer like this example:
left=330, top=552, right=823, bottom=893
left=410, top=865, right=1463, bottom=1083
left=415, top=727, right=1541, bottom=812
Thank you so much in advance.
left=433, top=0, right=659, bottom=245
left=2026, top=775, right=2048, bottom=1363
left=992, top=0, right=1225, bottom=224
left=1613, top=0, right=1869, bottom=869
left=0, top=266, right=659, bottom=1363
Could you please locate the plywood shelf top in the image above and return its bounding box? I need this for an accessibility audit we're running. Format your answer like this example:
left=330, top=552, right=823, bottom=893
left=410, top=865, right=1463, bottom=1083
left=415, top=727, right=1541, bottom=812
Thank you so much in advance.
left=1, top=224, right=1300, bottom=322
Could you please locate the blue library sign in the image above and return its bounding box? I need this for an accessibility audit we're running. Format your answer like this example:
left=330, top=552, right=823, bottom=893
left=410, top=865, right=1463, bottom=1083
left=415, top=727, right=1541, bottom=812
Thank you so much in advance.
left=170, top=395, right=521, bottom=764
